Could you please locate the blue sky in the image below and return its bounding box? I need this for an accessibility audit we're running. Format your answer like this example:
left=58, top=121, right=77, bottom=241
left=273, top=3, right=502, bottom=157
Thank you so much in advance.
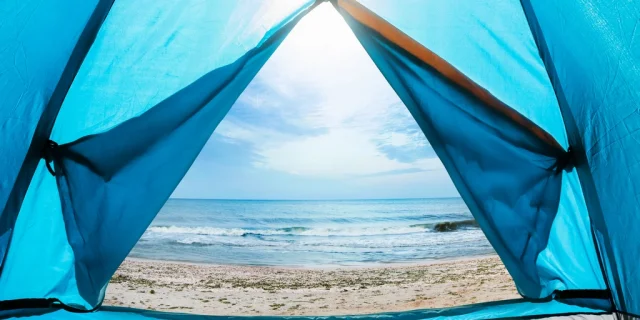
left=171, top=4, right=458, bottom=200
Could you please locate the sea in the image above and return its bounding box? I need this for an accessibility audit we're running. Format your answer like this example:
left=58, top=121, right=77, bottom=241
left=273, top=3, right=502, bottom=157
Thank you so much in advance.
left=130, top=198, right=494, bottom=267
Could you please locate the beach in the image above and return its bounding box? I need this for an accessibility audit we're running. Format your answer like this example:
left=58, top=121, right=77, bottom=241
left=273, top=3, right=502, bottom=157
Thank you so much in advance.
left=104, top=256, right=518, bottom=316
left=108, top=198, right=515, bottom=315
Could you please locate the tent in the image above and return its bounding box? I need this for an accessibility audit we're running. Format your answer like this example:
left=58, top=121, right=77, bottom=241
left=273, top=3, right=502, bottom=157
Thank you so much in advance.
left=0, top=0, right=639, bottom=318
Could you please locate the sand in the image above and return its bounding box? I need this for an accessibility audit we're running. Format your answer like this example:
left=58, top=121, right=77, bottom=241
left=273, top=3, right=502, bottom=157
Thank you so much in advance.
left=104, top=256, right=519, bottom=316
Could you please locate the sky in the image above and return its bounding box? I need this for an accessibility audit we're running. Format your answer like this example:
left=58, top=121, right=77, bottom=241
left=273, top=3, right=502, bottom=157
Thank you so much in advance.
left=171, top=3, right=459, bottom=200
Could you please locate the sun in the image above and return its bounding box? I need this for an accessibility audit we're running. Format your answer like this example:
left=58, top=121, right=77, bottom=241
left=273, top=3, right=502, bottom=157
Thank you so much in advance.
left=284, top=2, right=359, bottom=61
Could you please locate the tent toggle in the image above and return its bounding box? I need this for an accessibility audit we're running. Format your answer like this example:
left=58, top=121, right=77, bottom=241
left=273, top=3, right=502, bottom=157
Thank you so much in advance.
left=42, top=140, right=59, bottom=176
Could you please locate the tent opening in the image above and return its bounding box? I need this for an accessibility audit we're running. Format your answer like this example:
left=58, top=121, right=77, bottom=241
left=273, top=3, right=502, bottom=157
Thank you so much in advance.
left=2, top=0, right=629, bottom=319
left=104, top=3, right=518, bottom=315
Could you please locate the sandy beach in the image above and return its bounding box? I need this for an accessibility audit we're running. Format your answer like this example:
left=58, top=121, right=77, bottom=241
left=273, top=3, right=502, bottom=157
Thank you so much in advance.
left=104, top=256, right=518, bottom=316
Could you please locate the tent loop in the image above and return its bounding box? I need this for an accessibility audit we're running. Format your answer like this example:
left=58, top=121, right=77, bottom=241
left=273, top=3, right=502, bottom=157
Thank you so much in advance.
left=42, top=140, right=59, bottom=176
left=553, top=146, right=575, bottom=175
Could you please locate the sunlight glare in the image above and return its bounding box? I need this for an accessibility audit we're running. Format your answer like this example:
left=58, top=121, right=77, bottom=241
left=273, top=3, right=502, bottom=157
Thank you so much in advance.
left=284, top=3, right=359, bottom=63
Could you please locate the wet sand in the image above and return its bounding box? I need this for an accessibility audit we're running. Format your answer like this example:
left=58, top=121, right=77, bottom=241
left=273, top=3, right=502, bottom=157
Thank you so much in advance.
left=104, top=256, right=518, bottom=316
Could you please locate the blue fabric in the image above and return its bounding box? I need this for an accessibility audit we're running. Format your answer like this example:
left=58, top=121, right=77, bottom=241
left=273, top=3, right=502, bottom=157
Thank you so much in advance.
left=357, top=0, right=567, bottom=145
left=0, top=0, right=114, bottom=309
left=0, top=162, right=86, bottom=307
left=352, top=0, right=605, bottom=297
left=0, top=0, right=624, bottom=317
left=53, top=0, right=311, bottom=144
left=536, top=171, right=606, bottom=294
left=0, top=0, right=99, bottom=274
left=0, top=299, right=610, bottom=320
left=0, top=0, right=312, bottom=309
left=337, top=8, right=575, bottom=299
left=343, top=0, right=606, bottom=297
left=521, top=0, right=640, bottom=315
left=42, top=2, right=315, bottom=309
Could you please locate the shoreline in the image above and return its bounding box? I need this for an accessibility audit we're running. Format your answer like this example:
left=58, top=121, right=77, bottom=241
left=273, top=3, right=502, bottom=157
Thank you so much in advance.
left=125, top=253, right=499, bottom=270
left=105, top=255, right=518, bottom=316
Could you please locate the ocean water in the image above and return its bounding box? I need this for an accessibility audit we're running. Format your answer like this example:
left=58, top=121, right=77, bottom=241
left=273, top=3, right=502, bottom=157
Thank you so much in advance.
left=130, top=198, right=494, bottom=267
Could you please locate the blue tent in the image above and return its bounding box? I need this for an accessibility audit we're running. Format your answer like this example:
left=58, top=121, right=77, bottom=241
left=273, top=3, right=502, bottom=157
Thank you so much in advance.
left=0, top=0, right=638, bottom=319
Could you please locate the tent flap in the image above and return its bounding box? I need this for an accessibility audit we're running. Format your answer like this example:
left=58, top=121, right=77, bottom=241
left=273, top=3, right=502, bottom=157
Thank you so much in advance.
left=334, top=0, right=578, bottom=299
left=44, top=2, right=316, bottom=309
left=0, top=0, right=313, bottom=309
left=338, top=0, right=606, bottom=298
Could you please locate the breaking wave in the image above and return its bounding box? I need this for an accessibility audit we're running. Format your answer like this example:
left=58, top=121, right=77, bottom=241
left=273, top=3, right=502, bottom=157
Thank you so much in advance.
left=146, top=219, right=479, bottom=239
left=130, top=199, right=493, bottom=265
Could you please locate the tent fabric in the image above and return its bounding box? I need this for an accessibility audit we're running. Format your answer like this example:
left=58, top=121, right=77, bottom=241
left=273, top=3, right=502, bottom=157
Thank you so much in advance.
left=0, top=299, right=612, bottom=320
left=333, top=0, right=602, bottom=300
left=339, top=0, right=606, bottom=297
left=47, top=2, right=316, bottom=308
left=0, top=0, right=638, bottom=319
left=0, top=0, right=312, bottom=310
left=356, top=0, right=568, bottom=145
left=0, top=0, right=102, bottom=273
left=520, top=0, right=640, bottom=316
left=536, top=171, right=606, bottom=294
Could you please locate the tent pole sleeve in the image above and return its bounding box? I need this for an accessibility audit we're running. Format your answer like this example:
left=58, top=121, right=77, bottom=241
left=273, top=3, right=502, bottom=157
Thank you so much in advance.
left=332, top=0, right=564, bottom=154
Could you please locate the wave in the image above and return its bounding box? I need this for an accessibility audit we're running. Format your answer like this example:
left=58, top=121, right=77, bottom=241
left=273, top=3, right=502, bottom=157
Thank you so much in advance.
left=146, top=219, right=478, bottom=239
left=148, top=226, right=248, bottom=236
left=164, top=228, right=488, bottom=249
left=148, top=226, right=317, bottom=237
left=277, top=226, right=312, bottom=233
left=147, top=225, right=423, bottom=237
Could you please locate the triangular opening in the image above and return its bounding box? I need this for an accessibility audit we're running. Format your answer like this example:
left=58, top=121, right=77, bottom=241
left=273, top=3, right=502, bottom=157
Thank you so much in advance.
left=104, top=2, right=517, bottom=315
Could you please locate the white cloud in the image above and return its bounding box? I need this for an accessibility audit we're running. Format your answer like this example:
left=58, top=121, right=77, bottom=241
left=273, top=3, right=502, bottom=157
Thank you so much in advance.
left=214, top=119, right=289, bottom=146
left=215, top=3, right=444, bottom=180
left=387, top=132, right=411, bottom=147
left=257, top=128, right=417, bottom=177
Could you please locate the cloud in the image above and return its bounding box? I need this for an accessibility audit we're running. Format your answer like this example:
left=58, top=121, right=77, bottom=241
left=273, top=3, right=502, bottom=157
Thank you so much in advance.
left=209, top=3, right=444, bottom=182
left=256, top=128, right=421, bottom=177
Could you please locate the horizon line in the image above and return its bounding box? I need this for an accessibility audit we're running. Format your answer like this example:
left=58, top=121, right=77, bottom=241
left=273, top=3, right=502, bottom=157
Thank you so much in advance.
left=168, top=196, right=462, bottom=201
